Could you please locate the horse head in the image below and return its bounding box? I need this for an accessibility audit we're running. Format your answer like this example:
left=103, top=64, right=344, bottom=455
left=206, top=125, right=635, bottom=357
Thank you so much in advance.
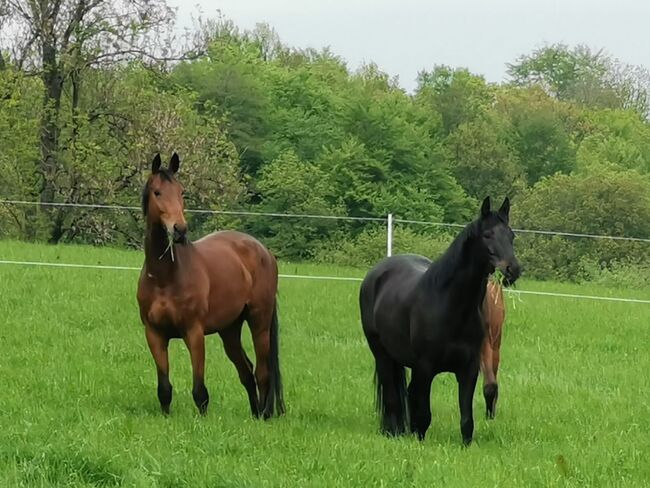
left=478, top=196, right=520, bottom=286
left=142, top=153, right=187, bottom=244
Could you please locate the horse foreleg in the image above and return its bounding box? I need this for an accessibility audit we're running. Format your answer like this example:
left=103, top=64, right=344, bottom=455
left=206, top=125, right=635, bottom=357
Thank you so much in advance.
left=183, top=326, right=209, bottom=415
left=456, top=360, right=480, bottom=446
left=145, top=326, right=172, bottom=414
left=481, top=339, right=498, bottom=419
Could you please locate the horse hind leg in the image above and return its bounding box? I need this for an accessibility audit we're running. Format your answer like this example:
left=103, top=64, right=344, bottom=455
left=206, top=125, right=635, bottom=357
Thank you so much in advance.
left=220, top=323, right=260, bottom=418
left=481, top=339, right=498, bottom=419
left=249, top=302, right=285, bottom=419
left=368, top=336, right=408, bottom=437
left=408, top=367, right=434, bottom=441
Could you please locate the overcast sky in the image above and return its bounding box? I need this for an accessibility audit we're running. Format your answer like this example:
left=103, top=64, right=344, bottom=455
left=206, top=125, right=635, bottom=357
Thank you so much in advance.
left=168, top=0, right=650, bottom=92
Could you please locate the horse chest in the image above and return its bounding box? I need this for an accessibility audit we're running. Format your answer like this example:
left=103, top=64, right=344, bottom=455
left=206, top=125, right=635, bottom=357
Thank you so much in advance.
left=143, top=290, right=206, bottom=332
left=147, top=297, right=180, bottom=328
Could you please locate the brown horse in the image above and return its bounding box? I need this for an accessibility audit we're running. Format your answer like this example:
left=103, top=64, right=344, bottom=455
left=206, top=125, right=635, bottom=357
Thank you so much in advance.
left=480, top=279, right=505, bottom=419
left=136, top=153, right=285, bottom=419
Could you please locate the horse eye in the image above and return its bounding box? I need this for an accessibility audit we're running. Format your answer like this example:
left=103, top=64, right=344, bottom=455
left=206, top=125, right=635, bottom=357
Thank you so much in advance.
left=153, top=190, right=161, bottom=197
left=483, top=231, right=493, bottom=239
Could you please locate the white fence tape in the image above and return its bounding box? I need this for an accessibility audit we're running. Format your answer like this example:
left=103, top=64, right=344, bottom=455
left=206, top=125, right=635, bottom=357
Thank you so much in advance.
left=1, top=259, right=649, bottom=304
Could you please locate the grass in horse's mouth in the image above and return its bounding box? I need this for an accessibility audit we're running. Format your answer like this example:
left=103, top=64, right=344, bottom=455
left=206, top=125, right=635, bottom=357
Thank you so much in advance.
left=159, top=232, right=175, bottom=262
left=491, top=269, right=523, bottom=309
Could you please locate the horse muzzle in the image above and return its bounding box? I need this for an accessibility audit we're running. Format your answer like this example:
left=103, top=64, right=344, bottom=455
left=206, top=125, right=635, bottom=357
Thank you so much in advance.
left=172, top=223, right=187, bottom=243
left=501, top=261, right=521, bottom=286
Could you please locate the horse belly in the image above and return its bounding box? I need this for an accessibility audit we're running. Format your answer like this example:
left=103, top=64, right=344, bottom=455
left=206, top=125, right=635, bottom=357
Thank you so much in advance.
left=203, top=304, right=245, bottom=335
left=435, top=342, right=481, bottom=373
left=413, top=315, right=484, bottom=373
left=374, top=313, right=416, bottom=367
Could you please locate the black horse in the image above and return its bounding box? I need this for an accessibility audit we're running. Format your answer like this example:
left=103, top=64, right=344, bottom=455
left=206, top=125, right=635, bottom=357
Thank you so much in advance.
left=359, top=197, right=520, bottom=445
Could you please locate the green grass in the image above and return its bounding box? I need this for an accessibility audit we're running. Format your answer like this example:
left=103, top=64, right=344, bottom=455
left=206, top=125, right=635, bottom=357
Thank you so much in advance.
left=0, top=241, right=648, bottom=487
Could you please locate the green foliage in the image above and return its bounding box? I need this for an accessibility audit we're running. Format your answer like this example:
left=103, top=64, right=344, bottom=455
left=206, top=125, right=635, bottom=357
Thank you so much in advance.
left=173, top=33, right=272, bottom=175
left=1, top=65, right=242, bottom=246
left=416, top=66, right=493, bottom=134
left=514, top=169, right=650, bottom=280
left=0, top=70, right=44, bottom=239
left=315, top=226, right=452, bottom=268
left=444, top=113, right=525, bottom=200
left=3, top=12, right=650, bottom=282
left=497, top=88, right=577, bottom=185
left=508, top=43, right=650, bottom=118
left=247, top=149, right=345, bottom=259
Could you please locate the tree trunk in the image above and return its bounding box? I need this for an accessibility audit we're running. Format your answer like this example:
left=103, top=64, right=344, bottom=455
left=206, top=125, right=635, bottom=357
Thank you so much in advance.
left=40, top=30, right=64, bottom=241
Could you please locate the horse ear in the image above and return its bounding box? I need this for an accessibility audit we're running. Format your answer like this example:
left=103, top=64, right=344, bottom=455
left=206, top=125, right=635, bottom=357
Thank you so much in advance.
left=498, top=197, right=510, bottom=220
left=169, top=152, right=180, bottom=174
left=152, top=153, right=162, bottom=174
left=480, top=196, right=491, bottom=218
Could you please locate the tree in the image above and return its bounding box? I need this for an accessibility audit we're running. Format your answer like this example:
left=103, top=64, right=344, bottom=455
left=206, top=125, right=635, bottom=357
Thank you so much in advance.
left=444, top=113, right=525, bottom=200
left=514, top=169, right=650, bottom=280
left=0, top=69, right=42, bottom=239
left=497, top=87, right=576, bottom=185
left=173, top=26, right=273, bottom=176
left=575, top=108, right=650, bottom=173
left=2, top=0, right=181, bottom=240
left=251, top=149, right=345, bottom=259
left=416, top=66, right=493, bottom=134
left=508, top=44, right=650, bottom=118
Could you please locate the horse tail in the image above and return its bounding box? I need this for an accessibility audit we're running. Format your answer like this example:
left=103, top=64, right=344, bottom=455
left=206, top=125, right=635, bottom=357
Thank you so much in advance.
left=374, top=357, right=409, bottom=436
left=264, top=300, right=285, bottom=417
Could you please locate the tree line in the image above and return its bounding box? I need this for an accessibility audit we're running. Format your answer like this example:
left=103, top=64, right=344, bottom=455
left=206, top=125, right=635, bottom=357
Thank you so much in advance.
left=1, top=2, right=650, bottom=283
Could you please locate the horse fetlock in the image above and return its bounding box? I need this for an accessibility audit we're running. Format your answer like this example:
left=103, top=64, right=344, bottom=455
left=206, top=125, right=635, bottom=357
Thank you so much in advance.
left=192, top=384, right=209, bottom=415
left=483, top=383, right=499, bottom=419
left=460, top=417, right=474, bottom=445
left=157, top=382, right=172, bottom=413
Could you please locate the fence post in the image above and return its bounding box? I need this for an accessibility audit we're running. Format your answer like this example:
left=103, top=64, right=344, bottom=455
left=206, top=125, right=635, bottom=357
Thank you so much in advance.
left=387, top=213, right=393, bottom=257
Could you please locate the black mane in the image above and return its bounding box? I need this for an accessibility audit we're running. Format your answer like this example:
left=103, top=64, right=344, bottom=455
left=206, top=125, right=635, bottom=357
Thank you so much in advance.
left=428, top=218, right=483, bottom=287
left=141, top=168, right=175, bottom=215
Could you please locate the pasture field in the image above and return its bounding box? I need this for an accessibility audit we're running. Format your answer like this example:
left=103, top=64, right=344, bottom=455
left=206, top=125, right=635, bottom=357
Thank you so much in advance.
left=0, top=240, right=649, bottom=487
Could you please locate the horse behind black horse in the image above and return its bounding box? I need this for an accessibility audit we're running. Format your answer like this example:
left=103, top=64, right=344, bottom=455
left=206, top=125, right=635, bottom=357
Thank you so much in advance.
left=359, top=197, right=520, bottom=445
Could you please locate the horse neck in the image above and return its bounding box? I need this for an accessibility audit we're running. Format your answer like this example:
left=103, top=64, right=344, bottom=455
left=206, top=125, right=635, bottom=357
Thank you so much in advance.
left=425, top=230, right=492, bottom=301
left=144, top=221, right=181, bottom=282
